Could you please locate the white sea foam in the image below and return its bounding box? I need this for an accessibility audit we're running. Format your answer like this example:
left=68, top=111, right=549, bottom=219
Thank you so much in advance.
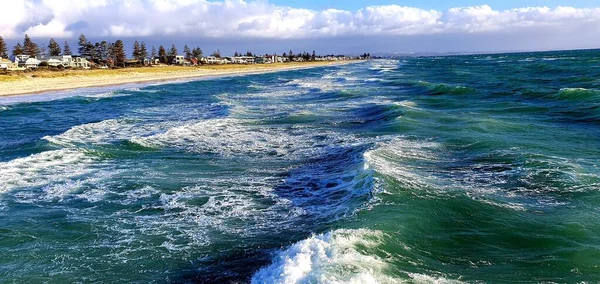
left=252, top=229, right=398, bottom=284
left=43, top=118, right=164, bottom=146
left=131, top=118, right=349, bottom=158
left=0, top=149, right=97, bottom=194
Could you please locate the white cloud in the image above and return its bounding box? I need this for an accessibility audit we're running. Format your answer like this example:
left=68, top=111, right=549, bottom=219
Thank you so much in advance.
left=2, top=0, right=600, bottom=48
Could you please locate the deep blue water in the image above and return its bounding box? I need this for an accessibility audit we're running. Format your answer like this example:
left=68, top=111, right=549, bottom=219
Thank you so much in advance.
left=1, top=50, right=600, bottom=283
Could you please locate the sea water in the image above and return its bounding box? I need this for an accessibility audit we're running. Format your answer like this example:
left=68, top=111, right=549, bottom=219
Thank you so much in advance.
left=1, top=50, right=599, bottom=283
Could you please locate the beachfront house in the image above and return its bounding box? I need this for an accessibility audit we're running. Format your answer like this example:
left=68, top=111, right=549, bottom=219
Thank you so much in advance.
left=72, top=56, right=90, bottom=69
left=186, top=58, right=199, bottom=66
left=0, top=57, right=23, bottom=71
left=254, top=56, right=273, bottom=64
left=204, top=56, right=221, bottom=64
left=171, top=55, right=186, bottom=65
left=14, top=55, right=41, bottom=69
left=37, top=55, right=74, bottom=68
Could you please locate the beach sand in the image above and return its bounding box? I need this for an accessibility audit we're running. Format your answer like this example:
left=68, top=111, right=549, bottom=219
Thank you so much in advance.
left=0, top=61, right=354, bottom=97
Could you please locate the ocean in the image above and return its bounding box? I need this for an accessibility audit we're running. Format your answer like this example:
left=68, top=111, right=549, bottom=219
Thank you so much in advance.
left=1, top=50, right=599, bottom=283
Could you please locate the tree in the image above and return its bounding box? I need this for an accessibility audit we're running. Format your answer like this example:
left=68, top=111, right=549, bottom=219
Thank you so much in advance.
left=234, top=51, right=239, bottom=57
left=151, top=46, right=157, bottom=58
left=63, top=41, right=72, bottom=55
left=107, top=42, right=116, bottom=67
left=140, top=42, right=148, bottom=60
left=78, top=34, right=88, bottom=56
left=12, top=43, right=23, bottom=57
left=0, top=36, right=8, bottom=58
left=282, top=52, right=287, bottom=58
left=192, top=47, right=203, bottom=59
left=211, top=49, right=221, bottom=58
left=23, top=34, right=39, bottom=57
left=47, top=38, right=61, bottom=56
left=113, top=40, right=126, bottom=67
left=98, top=41, right=109, bottom=61
left=183, top=44, right=192, bottom=59
left=246, top=51, right=253, bottom=57
left=288, top=49, right=294, bottom=61
left=132, top=41, right=141, bottom=61
left=158, top=45, right=167, bottom=63
left=311, top=50, right=316, bottom=61
left=169, top=44, right=178, bottom=56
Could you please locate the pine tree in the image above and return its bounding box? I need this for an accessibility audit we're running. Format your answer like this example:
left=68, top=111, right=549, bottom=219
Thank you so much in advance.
left=151, top=46, right=157, bottom=58
left=211, top=49, right=221, bottom=58
left=78, top=34, right=88, bottom=56
left=93, top=42, right=102, bottom=61
left=169, top=44, right=178, bottom=56
left=158, top=45, right=167, bottom=63
left=311, top=50, right=316, bottom=61
left=113, top=40, right=126, bottom=67
left=246, top=51, right=253, bottom=57
left=0, top=36, right=8, bottom=58
left=192, top=47, right=203, bottom=59
left=23, top=34, right=39, bottom=57
left=132, top=41, right=141, bottom=61
left=48, top=38, right=61, bottom=56
left=288, top=49, right=294, bottom=61
left=183, top=44, right=191, bottom=59
left=140, top=42, right=148, bottom=61
left=107, top=42, right=115, bottom=67
left=234, top=51, right=239, bottom=57
left=99, top=41, right=108, bottom=61
left=12, top=43, right=24, bottom=57
left=63, top=41, right=72, bottom=55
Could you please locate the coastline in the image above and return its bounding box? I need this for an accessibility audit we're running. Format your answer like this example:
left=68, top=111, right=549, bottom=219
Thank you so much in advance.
left=0, top=61, right=357, bottom=98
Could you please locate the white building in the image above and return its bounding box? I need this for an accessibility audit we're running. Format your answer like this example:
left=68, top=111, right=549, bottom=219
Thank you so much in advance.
left=15, top=55, right=41, bottom=69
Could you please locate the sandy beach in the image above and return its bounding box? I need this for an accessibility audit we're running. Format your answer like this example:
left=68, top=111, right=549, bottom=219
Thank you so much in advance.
left=0, top=61, right=354, bottom=97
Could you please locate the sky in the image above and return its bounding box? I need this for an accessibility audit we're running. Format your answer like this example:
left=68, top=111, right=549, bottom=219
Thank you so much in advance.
left=2, top=0, right=600, bottom=55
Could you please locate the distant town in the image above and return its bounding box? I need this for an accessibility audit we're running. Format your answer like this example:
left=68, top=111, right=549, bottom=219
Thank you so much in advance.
left=0, top=34, right=371, bottom=72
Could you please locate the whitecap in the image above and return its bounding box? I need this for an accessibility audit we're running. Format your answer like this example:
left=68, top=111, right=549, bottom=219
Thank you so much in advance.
left=0, top=149, right=97, bottom=194
left=251, top=229, right=398, bottom=284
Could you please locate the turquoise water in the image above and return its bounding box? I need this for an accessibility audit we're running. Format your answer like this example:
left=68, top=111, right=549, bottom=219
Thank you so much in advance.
left=1, top=50, right=600, bottom=283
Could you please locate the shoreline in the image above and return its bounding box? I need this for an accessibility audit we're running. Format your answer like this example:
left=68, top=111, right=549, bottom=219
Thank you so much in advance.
left=0, top=61, right=357, bottom=98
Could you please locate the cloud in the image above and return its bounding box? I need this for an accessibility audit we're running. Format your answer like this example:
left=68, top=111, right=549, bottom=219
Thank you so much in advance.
left=2, top=0, right=600, bottom=51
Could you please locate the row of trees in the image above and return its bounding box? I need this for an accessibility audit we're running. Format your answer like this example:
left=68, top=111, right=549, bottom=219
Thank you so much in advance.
left=0, top=33, right=352, bottom=67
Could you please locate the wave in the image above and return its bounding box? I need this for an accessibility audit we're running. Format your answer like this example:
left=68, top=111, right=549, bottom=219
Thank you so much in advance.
left=556, top=88, right=600, bottom=102
left=417, top=81, right=477, bottom=96
left=130, top=118, right=355, bottom=158
left=251, top=229, right=396, bottom=284
left=43, top=118, right=165, bottom=147
left=0, top=149, right=100, bottom=197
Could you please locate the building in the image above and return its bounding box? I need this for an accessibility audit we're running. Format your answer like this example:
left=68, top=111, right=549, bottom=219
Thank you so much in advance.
left=185, top=58, right=199, bottom=66
left=203, top=56, right=221, bottom=64
left=15, top=55, right=41, bottom=69
left=72, top=56, right=90, bottom=69
left=1, top=57, right=23, bottom=70
left=171, top=55, right=185, bottom=65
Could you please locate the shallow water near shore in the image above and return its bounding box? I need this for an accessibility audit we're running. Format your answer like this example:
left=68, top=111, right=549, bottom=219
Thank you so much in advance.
left=1, top=50, right=600, bottom=283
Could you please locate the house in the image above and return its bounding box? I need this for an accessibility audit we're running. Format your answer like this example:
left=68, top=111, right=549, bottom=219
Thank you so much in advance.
left=15, top=55, right=41, bottom=69
left=171, top=55, right=185, bottom=65
left=203, top=56, right=221, bottom=64
left=38, top=55, right=74, bottom=68
left=185, top=58, right=199, bottom=66
left=254, top=56, right=272, bottom=64
left=72, top=56, right=90, bottom=69
left=124, top=59, right=139, bottom=67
